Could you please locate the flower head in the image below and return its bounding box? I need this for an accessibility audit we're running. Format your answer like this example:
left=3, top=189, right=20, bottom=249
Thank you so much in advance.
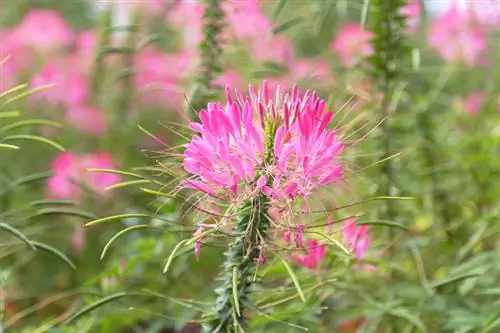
left=48, top=152, right=121, bottom=201
left=331, top=24, right=375, bottom=67
left=462, top=92, right=486, bottom=114
left=14, top=10, right=73, bottom=53
left=291, top=239, right=327, bottom=269
left=428, top=4, right=487, bottom=66
left=342, top=218, right=370, bottom=260
left=182, top=82, right=344, bottom=202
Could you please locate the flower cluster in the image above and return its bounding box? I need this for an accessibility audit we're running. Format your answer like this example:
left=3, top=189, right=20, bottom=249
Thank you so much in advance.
left=183, top=82, right=344, bottom=202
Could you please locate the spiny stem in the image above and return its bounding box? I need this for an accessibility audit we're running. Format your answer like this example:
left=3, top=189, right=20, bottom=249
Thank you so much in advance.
left=203, top=195, right=271, bottom=333
left=368, top=0, right=409, bottom=221
left=189, top=0, right=224, bottom=121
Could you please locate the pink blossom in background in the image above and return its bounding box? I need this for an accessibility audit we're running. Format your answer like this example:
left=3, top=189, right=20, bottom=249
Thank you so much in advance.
left=73, top=30, right=98, bottom=71
left=342, top=218, right=370, bottom=260
left=291, top=239, right=327, bottom=269
left=48, top=152, right=81, bottom=200
left=213, top=70, right=244, bottom=90
left=294, top=224, right=305, bottom=248
left=67, top=105, right=108, bottom=135
left=168, top=1, right=205, bottom=49
left=71, top=224, right=85, bottom=252
left=428, top=4, right=487, bottom=66
left=401, top=0, right=421, bottom=34
left=462, top=92, right=486, bottom=114
left=30, top=61, right=89, bottom=107
left=48, top=152, right=120, bottom=200
left=250, top=35, right=294, bottom=65
left=331, top=23, right=375, bottom=67
left=223, top=0, right=273, bottom=40
left=80, top=152, right=121, bottom=195
left=0, top=29, right=31, bottom=90
left=14, top=9, right=73, bottom=53
left=134, top=48, right=193, bottom=110
left=291, top=58, right=334, bottom=86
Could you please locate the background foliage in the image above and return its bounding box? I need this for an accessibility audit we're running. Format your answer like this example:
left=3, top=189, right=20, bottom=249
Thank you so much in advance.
left=1, top=0, right=499, bottom=332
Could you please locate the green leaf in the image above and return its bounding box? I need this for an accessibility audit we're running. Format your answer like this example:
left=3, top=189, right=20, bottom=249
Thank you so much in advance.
left=481, top=317, right=500, bottom=333
left=104, top=179, right=152, bottom=191
left=67, top=292, right=128, bottom=323
left=0, top=84, right=27, bottom=100
left=312, top=231, right=350, bottom=256
left=431, top=272, right=481, bottom=290
left=100, top=224, right=159, bottom=259
left=0, top=111, right=21, bottom=119
left=0, top=144, right=20, bottom=150
left=31, top=241, right=75, bottom=269
left=163, top=240, right=188, bottom=274
left=388, top=308, right=426, bottom=332
left=0, top=222, right=36, bottom=250
left=34, top=208, right=97, bottom=220
left=271, top=0, right=287, bottom=20
left=86, top=168, right=144, bottom=179
left=279, top=258, right=306, bottom=303
left=0, top=119, right=61, bottom=132
left=85, top=213, right=149, bottom=227
left=1, top=84, right=55, bottom=106
left=2, top=134, right=65, bottom=151
left=232, top=267, right=241, bottom=317
left=273, top=16, right=304, bottom=34
left=356, top=220, right=410, bottom=231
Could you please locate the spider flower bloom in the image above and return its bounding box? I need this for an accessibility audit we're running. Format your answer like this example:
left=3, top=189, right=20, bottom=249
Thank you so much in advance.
left=331, top=23, right=375, bottom=67
left=342, top=218, right=370, bottom=260
left=401, top=0, right=421, bottom=34
left=428, top=4, right=487, bottom=66
left=462, top=92, right=486, bottom=114
left=14, top=9, right=73, bottom=53
left=182, top=82, right=344, bottom=201
left=291, top=239, right=327, bottom=269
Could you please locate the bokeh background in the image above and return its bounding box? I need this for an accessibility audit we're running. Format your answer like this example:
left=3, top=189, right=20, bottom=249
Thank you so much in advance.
left=1, top=0, right=500, bottom=332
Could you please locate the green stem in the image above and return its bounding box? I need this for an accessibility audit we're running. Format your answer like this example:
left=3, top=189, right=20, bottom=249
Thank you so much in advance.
left=190, top=0, right=224, bottom=120
left=203, top=195, right=271, bottom=333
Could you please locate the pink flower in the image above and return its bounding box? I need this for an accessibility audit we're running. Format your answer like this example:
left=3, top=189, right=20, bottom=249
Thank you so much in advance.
left=182, top=82, right=344, bottom=201
left=331, top=23, right=375, bottom=67
left=67, top=105, right=108, bottom=135
left=168, top=1, right=205, bottom=49
left=134, top=48, right=194, bottom=110
left=30, top=61, right=89, bottom=107
left=462, top=92, right=486, bottom=114
left=223, top=0, right=273, bottom=40
left=193, top=225, right=205, bottom=261
left=292, top=239, right=327, bottom=269
left=428, top=4, right=487, bottom=66
left=251, top=35, right=294, bottom=65
left=71, top=224, right=85, bottom=252
left=214, top=70, right=244, bottom=91
left=294, top=224, right=305, bottom=248
left=401, top=0, right=421, bottom=34
left=342, top=218, right=370, bottom=260
left=48, top=152, right=121, bottom=200
left=290, top=58, right=334, bottom=86
left=14, top=10, right=73, bottom=53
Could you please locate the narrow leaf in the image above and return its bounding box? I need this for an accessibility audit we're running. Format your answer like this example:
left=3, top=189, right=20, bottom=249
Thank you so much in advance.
left=163, top=240, right=188, bottom=274
left=104, top=179, right=151, bottom=191
left=1, top=119, right=61, bottom=132
left=2, top=134, right=65, bottom=151
left=87, top=168, right=144, bottom=178
left=0, top=222, right=36, bottom=250
left=312, top=231, right=350, bottom=256
left=279, top=258, right=306, bottom=303
left=357, top=220, right=410, bottom=231
left=0, top=111, right=21, bottom=118
left=32, top=241, right=75, bottom=269
left=35, top=208, right=97, bottom=220
left=388, top=308, right=426, bottom=332
left=67, top=292, right=128, bottom=323
left=85, top=213, right=148, bottom=227
left=232, top=267, right=241, bottom=317
left=431, top=272, right=481, bottom=290
left=101, top=224, right=158, bottom=259
left=0, top=84, right=27, bottom=100
left=0, top=144, right=20, bottom=150
left=1, top=84, right=55, bottom=106
left=273, top=17, right=304, bottom=34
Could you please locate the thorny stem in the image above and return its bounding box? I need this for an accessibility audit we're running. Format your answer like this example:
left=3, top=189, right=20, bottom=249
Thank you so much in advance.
left=368, top=0, right=408, bottom=222
left=203, top=196, right=271, bottom=333
left=189, top=0, right=224, bottom=121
